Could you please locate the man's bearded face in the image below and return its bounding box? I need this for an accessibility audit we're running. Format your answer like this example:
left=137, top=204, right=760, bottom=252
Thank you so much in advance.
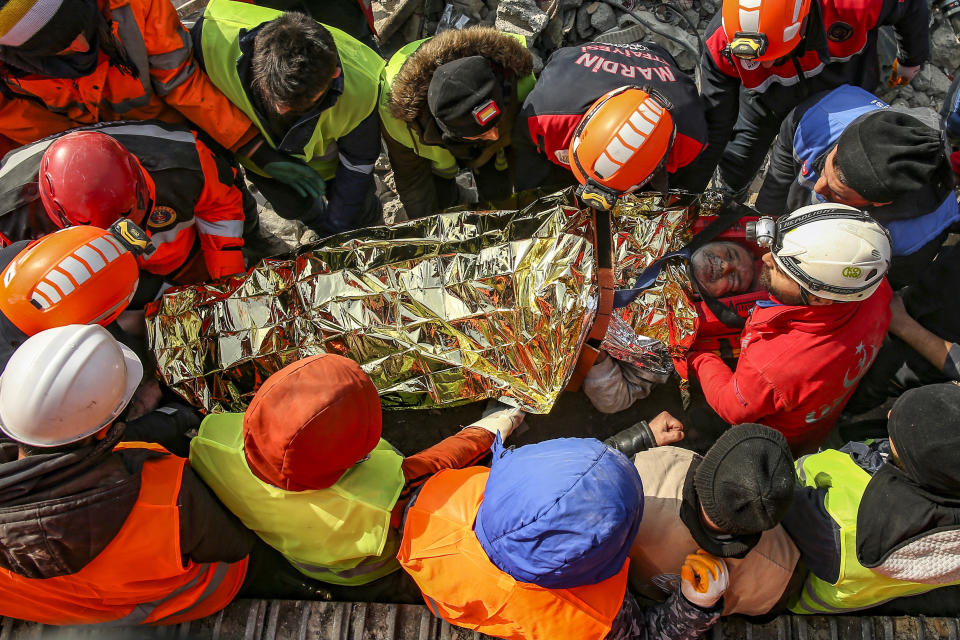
left=690, top=241, right=756, bottom=298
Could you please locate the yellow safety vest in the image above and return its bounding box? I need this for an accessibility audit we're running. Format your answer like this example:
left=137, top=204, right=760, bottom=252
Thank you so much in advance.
left=199, top=0, right=384, bottom=180
left=790, top=449, right=960, bottom=613
left=378, top=35, right=536, bottom=178
left=190, top=413, right=405, bottom=586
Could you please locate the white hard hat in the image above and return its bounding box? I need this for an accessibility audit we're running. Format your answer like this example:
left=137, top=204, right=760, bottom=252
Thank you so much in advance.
left=772, top=203, right=892, bottom=302
left=0, top=324, right=142, bottom=447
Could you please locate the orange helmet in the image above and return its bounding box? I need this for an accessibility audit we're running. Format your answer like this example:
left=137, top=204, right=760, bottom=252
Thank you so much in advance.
left=0, top=225, right=141, bottom=336
left=569, top=87, right=675, bottom=210
left=721, top=0, right=812, bottom=62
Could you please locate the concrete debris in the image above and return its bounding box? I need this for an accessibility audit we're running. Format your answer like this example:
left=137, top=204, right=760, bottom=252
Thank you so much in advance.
left=415, top=0, right=956, bottom=111
left=912, top=63, right=953, bottom=99
left=931, top=24, right=960, bottom=76
left=495, top=0, right=549, bottom=46
left=575, top=3, right=593, bottom=39
left=450, top=0, right=486, bottom=19
left=589, top=2, right=617, bottom=33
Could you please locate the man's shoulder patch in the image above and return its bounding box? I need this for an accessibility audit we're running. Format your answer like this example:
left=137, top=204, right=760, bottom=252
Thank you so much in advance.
left=148, top=206, right=177, bottom=230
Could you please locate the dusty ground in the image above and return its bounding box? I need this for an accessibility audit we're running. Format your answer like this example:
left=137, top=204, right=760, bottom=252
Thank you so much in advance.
left=381, top=377, right=687, bottom=455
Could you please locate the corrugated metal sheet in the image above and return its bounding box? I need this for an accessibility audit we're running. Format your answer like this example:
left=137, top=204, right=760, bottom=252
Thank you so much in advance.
left=3, top=601, right=959, bottom=640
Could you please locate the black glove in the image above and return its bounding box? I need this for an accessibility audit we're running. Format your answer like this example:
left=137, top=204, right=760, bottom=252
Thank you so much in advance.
left=604, top=420, right=656, bottom=458
left=122, top=402, right=202, bottom=457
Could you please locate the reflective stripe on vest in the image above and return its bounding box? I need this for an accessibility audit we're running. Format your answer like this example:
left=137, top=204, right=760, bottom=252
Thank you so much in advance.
left=398, top=467, right=628, bottom=640
left=190, top=413, right=404, bottom=586
left=379, top=35, right=537, bottom=177
left=200, top=0, right=383, bottom=180
left=0, top=444, right=246, bottom=626
left=788, top=449, right=960, bottom=614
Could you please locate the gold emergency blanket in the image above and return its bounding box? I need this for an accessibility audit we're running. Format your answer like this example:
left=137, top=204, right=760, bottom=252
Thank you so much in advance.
left=148, top=191, right=597, bottom=413
left=147, top=189, right=718, bottom=414
left=610, top=190, right=724, bottom=359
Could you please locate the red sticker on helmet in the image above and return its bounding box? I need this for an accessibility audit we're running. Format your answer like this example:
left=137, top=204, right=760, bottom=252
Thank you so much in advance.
left=473, top=99, right=500, bottom=126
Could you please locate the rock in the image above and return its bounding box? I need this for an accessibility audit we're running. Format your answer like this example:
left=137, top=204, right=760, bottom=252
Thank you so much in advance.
left=495, top=0, right=549, bottom=46
left=700, top=0, right=718, bottom=14
left=401, top=11, right=423, bottom=40
left=589, top=2, right=617, bottom=32
left=912, top=64, right=952, bottom=100
left=563, top=8, right=578, bottom=34
left=632, top=9, right=700, bottom=69
left=559, top=0, right=582, bottom=10
left=617, top=11, right=644, bottom=28
left=543, top=11, right=565, bottom=48
left=451, top=0, right=486, bottom=19
left=910, top=92, right=933, bottom=108
left=576, top=3, right=593, bottom=38
left=530, top=50, right=544, bottom=74
left=931, top=23, right=960, bottom=73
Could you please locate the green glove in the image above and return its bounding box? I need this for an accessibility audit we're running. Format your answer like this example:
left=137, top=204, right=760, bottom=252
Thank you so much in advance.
left=263, top=161, right=326, bottom=200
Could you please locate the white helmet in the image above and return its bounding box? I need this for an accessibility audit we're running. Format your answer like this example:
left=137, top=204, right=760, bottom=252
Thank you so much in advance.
left=772, top=203, right=891, bottom=302
left=0, top=324, right=142, bottom=447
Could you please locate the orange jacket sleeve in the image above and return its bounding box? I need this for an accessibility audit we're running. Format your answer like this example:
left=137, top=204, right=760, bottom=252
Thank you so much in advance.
left=141, top=0, right=258, bottom=152
left=192, top=138, right=247, bottom=278
left=391, top=426, right=495, bottom=526
left=0, top=89, right=78, bottom=145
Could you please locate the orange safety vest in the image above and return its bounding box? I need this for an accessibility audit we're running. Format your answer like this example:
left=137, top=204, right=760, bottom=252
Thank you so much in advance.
left=0, top=0, right=256, bottom=152
left=398, top=467, right=628, bottom=640
left=0, top=444, right=247, bottom=626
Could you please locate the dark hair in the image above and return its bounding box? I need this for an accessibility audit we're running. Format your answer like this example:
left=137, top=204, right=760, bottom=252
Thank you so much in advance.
left=834, top=160, right=850, bottom=187
left=251, top=12, right=339, bottom=114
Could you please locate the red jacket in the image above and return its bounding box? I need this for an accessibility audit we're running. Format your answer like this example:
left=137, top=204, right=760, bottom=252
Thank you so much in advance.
left=688, top=282, right=892, bottom=455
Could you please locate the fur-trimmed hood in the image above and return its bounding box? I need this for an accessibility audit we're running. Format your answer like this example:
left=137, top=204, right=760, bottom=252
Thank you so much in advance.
left=388, top=27, right=532, bottom=124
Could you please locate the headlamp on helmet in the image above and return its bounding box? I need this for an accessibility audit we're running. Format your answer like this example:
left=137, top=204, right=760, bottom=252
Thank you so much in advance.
left=756, top=204, right=892, bottom=302
left=728, top=32, right=769, bottom=60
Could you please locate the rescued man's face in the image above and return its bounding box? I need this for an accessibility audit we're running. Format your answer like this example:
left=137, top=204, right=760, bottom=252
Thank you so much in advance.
left=690, top=241, right=755, bottom=297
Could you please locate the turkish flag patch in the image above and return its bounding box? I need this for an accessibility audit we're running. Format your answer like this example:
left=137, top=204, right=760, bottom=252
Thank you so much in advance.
left=473, top=99, right=500, bottom=126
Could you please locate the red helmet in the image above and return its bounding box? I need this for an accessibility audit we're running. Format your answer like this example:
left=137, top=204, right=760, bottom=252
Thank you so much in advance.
left=0, top=225, right=140, bottom=336
left=39, top=131, right=151, bottom=230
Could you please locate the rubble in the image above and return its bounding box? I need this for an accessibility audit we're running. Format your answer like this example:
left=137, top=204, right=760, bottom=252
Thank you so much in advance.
left=494, top=0, right=549, bottom=46
left=588, top=2, right=617, bottom=33
left=378, top=0, right=958, bottom=118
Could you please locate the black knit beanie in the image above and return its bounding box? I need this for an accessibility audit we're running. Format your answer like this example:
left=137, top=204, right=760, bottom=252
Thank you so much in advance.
left=887, top=383, right=960, bottom=495
left=835, top=110, right=947, bottom=203
left=427, top=56, right=504, bottom=139
left=695, top=424, right=795, bottom=535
